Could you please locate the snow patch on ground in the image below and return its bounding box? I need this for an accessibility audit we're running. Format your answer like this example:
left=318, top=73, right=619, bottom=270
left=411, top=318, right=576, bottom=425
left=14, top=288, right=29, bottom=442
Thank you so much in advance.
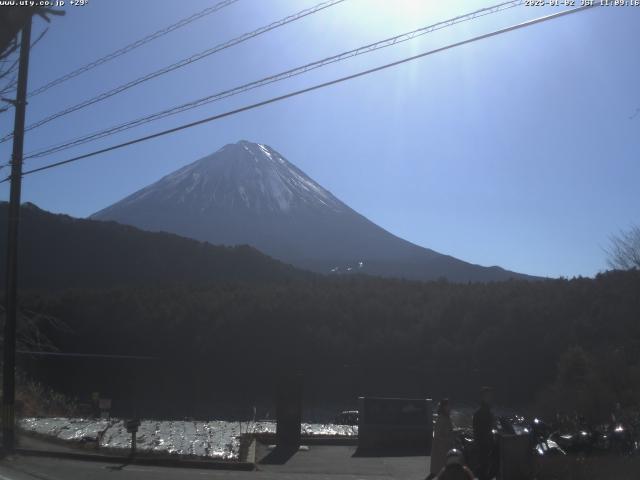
left=18, top=418, right=358, bottom=461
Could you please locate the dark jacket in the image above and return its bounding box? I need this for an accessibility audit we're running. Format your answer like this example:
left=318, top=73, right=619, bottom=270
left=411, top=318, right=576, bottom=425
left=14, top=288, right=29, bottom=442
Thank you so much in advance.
left=472, top=403, right=494, bottom=449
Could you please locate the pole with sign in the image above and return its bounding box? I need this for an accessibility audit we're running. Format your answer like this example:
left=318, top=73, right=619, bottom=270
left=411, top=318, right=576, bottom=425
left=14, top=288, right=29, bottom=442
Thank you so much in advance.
left=126, top=419, right=140, bottom=457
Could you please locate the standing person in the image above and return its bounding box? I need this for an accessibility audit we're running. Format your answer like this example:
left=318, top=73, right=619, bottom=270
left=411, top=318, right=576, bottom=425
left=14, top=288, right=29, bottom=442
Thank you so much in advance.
left=472, top=387, right=495, bottom=480
left=428, top=398, right=456, bottom=479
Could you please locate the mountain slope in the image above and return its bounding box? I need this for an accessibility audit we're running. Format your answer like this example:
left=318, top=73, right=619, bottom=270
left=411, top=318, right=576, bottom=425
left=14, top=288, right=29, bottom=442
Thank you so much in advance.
left=92, top=140, right=535, bottom=282
left=0, top=202, right=306, bottom=290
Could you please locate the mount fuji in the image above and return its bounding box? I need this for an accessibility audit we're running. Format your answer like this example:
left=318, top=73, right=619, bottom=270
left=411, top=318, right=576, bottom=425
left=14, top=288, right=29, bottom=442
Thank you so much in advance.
left=91, top=140, right=533, bottom=282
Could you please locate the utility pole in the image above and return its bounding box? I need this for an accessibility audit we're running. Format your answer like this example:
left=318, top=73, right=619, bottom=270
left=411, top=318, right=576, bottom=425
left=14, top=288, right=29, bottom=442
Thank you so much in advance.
left=2, top=16, right=32, bottom=453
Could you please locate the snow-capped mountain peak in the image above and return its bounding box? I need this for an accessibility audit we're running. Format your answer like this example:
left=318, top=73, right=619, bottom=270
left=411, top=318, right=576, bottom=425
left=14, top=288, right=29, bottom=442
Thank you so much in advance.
left=117, top=141, right=345, bottom=216
left=92, top=140, right=534, bottom=282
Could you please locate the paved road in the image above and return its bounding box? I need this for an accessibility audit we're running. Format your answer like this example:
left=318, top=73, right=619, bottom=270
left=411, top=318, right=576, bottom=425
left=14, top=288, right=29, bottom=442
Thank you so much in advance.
left=0, top=445, right=430, bottom=480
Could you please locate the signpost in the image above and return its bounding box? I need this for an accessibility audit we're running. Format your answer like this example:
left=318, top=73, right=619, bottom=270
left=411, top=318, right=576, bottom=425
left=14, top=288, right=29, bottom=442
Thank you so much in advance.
left=126, top=419, right=140, bottom=457
left=91, top=392, right=100, bottom=418
left=98, top=398, right=112, bottom=419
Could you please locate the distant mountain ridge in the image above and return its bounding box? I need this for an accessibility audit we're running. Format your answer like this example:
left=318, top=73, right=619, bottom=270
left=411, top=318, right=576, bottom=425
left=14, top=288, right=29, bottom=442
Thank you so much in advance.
left=92, top=140, right=536, bottom=282
left=0, top=202, right=305, bottom=290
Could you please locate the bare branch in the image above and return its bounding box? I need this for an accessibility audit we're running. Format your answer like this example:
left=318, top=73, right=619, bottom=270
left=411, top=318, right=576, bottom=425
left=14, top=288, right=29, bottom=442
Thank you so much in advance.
left=606, top=225, right=640, bottom=270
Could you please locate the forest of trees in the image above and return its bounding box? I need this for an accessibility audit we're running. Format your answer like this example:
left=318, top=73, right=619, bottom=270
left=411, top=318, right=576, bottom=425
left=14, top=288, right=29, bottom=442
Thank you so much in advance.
left=0, top=202, right=307, bottom=290
left=2, top=204, right=639, bottom=423
left=13, top=269, right=640, bottom=423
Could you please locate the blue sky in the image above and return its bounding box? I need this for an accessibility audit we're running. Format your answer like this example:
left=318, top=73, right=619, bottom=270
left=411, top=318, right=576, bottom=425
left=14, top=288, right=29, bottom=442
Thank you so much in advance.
left=1, top=0, right=638, bottom=278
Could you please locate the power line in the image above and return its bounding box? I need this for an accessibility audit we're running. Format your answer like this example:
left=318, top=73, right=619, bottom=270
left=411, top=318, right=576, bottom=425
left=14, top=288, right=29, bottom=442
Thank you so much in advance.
left=0, top=0, right=346, bottom=144
left=6, top=5, right=596, bottom=180
left=27, top=0, right=240, bottom=98
left=0, top=27, right=49, bottom=101
left=23, top=0, right=525, bottom=162
left=0, top=4, right=596, bottom=184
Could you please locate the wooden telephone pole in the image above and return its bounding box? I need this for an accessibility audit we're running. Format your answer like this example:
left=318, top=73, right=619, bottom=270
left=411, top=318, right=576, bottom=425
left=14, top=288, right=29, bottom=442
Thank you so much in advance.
left=2, top=15, right=32, bottom=453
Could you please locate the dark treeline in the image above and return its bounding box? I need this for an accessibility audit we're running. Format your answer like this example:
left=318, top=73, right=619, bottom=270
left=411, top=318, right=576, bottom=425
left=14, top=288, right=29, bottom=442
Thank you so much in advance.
left=0, top=202, right=308, bottom=290
left=16, top=269, right=640, bottom=422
